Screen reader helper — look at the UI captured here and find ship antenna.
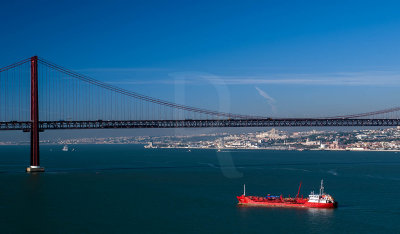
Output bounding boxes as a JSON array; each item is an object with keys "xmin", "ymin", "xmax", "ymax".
[
  {"xmin": 244, "ymin": 184, "xmax": 246, "ymax": 196},
  {"xmin": 320, "ymin": 179, "xmax": 324, "ymax": 195}
]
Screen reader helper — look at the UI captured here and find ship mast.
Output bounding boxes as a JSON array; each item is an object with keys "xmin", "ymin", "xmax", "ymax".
[
  {"xmin": 244, "ymin": 184, "xmax": 246, "ymax": 196},
  {"xmin": 319, "ymin": 179, "xmax": 324, "ymax": 195}
]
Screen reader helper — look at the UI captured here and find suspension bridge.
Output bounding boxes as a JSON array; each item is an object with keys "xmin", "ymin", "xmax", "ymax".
[{"xmin": 1, "ymin": 56, "xmax": 400, "ymax": 172}]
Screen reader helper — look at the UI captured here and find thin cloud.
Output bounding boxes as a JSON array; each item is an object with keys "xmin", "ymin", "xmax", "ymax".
[
  {"xmin": 102, "ymin": 70, "xmax": 400, "ymax": 86},
  {"xmin": 78, "ymin": 67, "xmax": 170, "ymax": 72},
  {"xmin": 106, "ymin": 80, "xmax": 186, "ymax": 85},
  {"xmin": 255, "ymin": 86, "xmax": 277, "ymax": 114},
  {"xmin": 190, "ymin": 71, "xmax": 400, "ymax": 86},
  {"xmin": 169, "ymin": 71, "xmax": 400, "ymax": 86}
]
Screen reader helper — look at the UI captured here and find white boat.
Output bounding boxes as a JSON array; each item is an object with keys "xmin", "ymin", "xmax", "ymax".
[{"xmin": 62, "ymin": 145, "xmax": 69, "ymax": 152}]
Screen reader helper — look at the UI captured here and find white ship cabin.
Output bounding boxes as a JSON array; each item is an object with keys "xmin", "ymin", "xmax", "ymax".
[{"xmin": 308, "ymin": 180, "xmax": 335, "ymax": 204}]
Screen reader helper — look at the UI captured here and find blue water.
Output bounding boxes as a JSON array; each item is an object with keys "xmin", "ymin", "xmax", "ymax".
[{"xmin": 0, "ymin": 145, "xmax": 399, "ymax": 233}]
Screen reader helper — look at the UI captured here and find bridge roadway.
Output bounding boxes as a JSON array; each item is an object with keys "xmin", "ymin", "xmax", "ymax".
[{"xmin": 1, "ymin": 119, "xmax": 400, "ymax": 131}]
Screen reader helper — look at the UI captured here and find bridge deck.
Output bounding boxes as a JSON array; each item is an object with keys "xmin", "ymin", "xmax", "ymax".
[{"xmin": 1, "ymin": 119, "xmax": 400, "ymax": 131}]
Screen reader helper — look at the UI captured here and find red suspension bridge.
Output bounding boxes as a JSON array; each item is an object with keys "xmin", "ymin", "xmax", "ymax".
[{"xmin": 1, "ymin": 56, "xmax": 400, "ymax": 172}]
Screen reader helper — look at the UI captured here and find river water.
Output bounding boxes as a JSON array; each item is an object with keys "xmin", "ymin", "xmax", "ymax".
[{"xmin": 0, "ymin": 145, "xmax": 399, "ymax": 233}]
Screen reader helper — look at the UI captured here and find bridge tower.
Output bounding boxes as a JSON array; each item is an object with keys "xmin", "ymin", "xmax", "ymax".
[{"xmin": 26, "ymin": 56, "xmax": 44, "ymax": 172}]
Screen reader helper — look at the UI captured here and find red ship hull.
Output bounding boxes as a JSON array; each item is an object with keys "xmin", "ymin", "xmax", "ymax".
[{"xmin": 237, "ymin": 195, "xmax": 337, "ymax": 209}]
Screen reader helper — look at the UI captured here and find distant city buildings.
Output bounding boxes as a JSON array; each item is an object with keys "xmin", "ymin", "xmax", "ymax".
[
  {"xmin": 140, "ymin": 127, "xmax": 400, "ymax": 151},
  {"xmin": 3, "ymin": 127, "xmax": 400, "ymax": 151}
]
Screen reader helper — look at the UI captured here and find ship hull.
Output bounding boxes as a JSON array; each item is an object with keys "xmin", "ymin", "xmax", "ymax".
[{"xmin": 237, "ymin": 195, "xmax": 337, "ymax": 209}]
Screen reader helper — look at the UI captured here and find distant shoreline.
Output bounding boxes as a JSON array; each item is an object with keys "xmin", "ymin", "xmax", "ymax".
[
  {"xmin": 152, "ymin": 146, "xmax": 400, "ymax": 152},
  {"xmin": 1, "ymin": 143, "xmax": 399, "ymax": 152}
]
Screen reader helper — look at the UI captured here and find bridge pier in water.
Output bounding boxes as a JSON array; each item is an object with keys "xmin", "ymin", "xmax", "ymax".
[{"xmin": 26, "ymin": 56, "xmax": 44, "ymax": 173}]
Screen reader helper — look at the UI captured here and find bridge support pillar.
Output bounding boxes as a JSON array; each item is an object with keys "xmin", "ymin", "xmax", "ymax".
[{"xmin": 26, "ymin": 56, "xmax": 44, "ymax": 173}]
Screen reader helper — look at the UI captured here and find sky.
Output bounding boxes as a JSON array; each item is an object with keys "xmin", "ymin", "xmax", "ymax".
[{"xmin": 2, "ymin": 0, "xmax": 400, "ymax": 118}]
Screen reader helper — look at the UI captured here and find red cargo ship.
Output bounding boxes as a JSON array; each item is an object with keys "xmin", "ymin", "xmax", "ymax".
[{"xmin": 237, "ymin": 180, "xmax": 338, "ymax": 209}]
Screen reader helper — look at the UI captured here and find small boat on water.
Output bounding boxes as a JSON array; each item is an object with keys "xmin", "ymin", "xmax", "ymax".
[
  {"xmin": 237, "ymin": 180, "xmax": 338, "ymax": 209},
  {"xmin": 62, "ymin": 145, "xmax": 69, "ymax": 152}
]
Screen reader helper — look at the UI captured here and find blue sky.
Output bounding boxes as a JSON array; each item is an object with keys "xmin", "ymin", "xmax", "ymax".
[{"xmin": 2, "ymin": 0, "xmax": 400, "ymax": 118}]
